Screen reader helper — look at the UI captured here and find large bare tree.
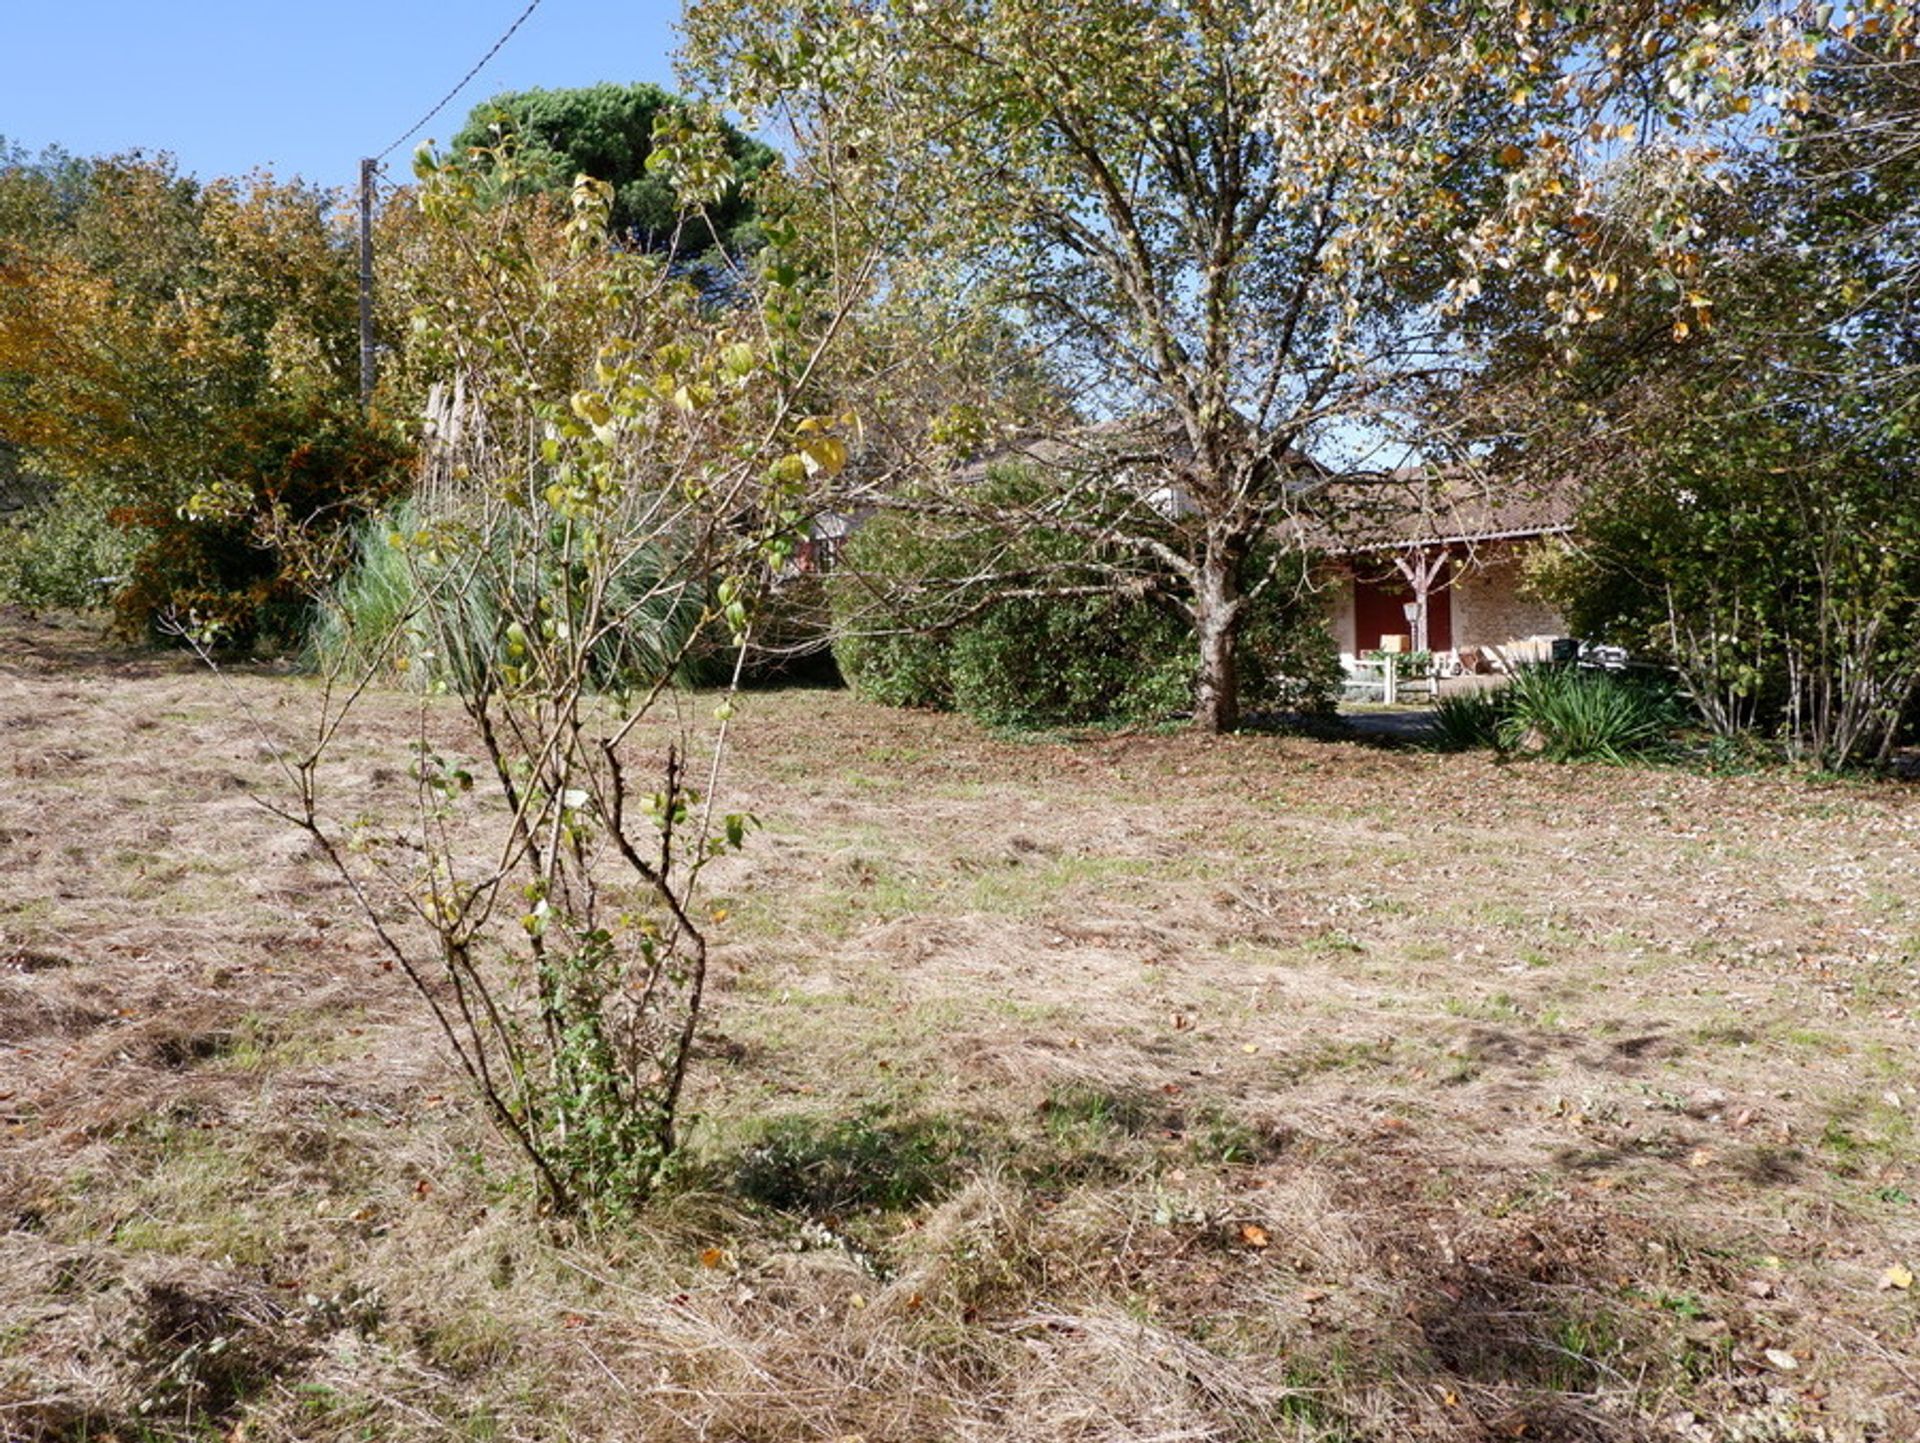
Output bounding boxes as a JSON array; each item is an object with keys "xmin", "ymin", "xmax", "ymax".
[{"xmin": 686, "ymin": 0, "xmax": 1528, "ymax": 730}]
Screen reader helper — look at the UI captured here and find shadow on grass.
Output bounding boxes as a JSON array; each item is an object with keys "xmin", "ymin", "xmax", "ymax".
[
  {"xmin": 721, "ymin": 1105, "xmax": 971, "ymax": 1217},
  {"xmin": 701, "ymin": 1082, "xmax": 1297, "ymax": 1224}
]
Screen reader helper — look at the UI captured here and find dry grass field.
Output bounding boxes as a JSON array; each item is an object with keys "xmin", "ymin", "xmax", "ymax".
[{"xmin": 3, "ymin": 609, "xmax": 1918, "ymax": 1442}]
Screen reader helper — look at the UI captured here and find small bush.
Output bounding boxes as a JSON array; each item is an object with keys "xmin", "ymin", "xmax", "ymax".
[
  {"xmin": 310, "ymin": 499, "xmax": 708, "ymax": 690},
  {"xmin": 831, "ymin": 623, "xmax": 953, "ymax": 709},
  {"xmin": 948, "ymin": 593, "xmax": 1193, "ymax": 729},
  {"xmin": 729, "ymin": 1106, "xmax": 967, "ymax": 1216},
  {"xmin": 1498, "ymin": 664, "xmax": 1682, "ymax": 763},
  {"xmin": 831, "ymin": 474, "xmax": 1340, "ymax": 729},
  {"xmin": 0, "ymin": 485, "xmax": 135, "ymax": 610},
  {"xmin": 1237, "ymin": 565, "xmax": 1346, "ymax": 717},
  {"xmin": 112, "ymin": 400, "xmax": 411, "ymax": 649},
  {"xmin": 1429, "ymin": 689, "xmax": 1510, "ymax": 752}
]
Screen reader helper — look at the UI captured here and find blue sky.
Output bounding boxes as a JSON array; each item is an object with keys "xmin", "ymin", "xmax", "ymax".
[{"xmin": 2, "ymin": 1, "xmax": 687, "ymax": 192}]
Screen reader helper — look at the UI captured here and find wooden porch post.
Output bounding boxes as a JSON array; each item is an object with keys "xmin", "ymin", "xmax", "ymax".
[{"xmin": 1391, "ymin": 548, "xmax": 1448, "ymax": 655}]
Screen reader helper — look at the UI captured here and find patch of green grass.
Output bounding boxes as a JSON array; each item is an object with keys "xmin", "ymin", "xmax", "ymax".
[
  {"xmin": 964, "ymin": 853, "xmax": 1162, "ymax": 916},
  {"xmin": 1547, "ymin": 1310, "xmax": 1629, "ymax": 1391},
  {"xmin": 102, "ymin": 1127, "xmax": 275, "ymax": 1265},
  {"xmin": 1657, "ymin": 1291, "xmax": 1710, "ymax": 1321},
  {"xmin": 1442, "ymin": 991, "xmax": 1526, "ymax": 1023},
  {"xmin": 1276, "ymin": 1037, "xmax": 1396, "ymax": 1080},
  {"xmin": 1302, "ymin": 928, "xmax": 1366, "ymax": 956},
  {"xmin": 721, "ymin": 1103, "xmax": 971, "ymax": 1217},
  {"xmin": 1478, "ymin": 901, "xmax": 1537, "ymax": 930},
  {"xmin": 1185, "ymin": 1103, "xmax": 1288, "ymax": 1168},
  {"xmin": 1692, "ymin": 1019, "xmax": 1759, "ymax": 1047}
]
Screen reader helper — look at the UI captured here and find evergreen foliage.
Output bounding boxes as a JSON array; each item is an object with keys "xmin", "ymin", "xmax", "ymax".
[{"xmin": 450, "ymin": 83, "xmax": 774, "ymax": 254}]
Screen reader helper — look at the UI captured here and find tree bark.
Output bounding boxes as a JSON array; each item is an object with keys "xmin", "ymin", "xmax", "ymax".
[{"xmin": 1192, "ymin": 549, "xmax": 1243, "ymax": 733}]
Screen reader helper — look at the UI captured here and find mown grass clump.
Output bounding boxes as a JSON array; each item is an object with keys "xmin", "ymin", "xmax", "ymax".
[{"xmin": 725, "ymin": 1104, "xmax": 971, "ymax": 1217}]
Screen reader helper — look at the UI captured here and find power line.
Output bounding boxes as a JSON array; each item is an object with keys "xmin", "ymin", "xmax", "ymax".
[{"xmin": 372, "ymin": 0, "xmax": 547, "ymax": 163}]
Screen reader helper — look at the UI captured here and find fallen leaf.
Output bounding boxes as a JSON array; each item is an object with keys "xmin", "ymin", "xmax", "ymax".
[
  {"xmin": 1879, "ymin": 1263, "xmax": 1913, "ymax": 1291},
  {"xmin": 1763, "ymin": 1348, "xmax": 1800, "ymax": 1371},
  {"xmin": 1240, "ymin": 1223, "xmax": 1270, "ymax": 1249},
  {"xmin": 699, "ymin": 1247, "xmax": 726, "ymax": 1269}
]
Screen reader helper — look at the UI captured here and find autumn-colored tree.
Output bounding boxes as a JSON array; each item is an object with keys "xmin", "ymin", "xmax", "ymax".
[
  {"xmin": 1493, "ymin": 30, "xmax": 1920, "ymax": 768},
  {"xmin": 0, "ymin": 149, "xmax": 404, "ymax": 638},
  {"xmin": 1256, "ymin": 0, "xmax": 1920, "ymax": 345}
]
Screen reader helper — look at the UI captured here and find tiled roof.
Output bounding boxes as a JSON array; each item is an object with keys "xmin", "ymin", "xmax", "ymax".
[
  {"xmin": 1294, "ymin": 472, "xmax": 1577, "ymax": 553},
  {"xmin": 951, "ymin": 413, "xmax": 1325, "ymax": 485}
]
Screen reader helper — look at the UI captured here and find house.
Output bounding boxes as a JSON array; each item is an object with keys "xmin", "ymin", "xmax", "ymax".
[
  {"xmin": 848, "ymin": 416, "xmax": 1571, "ymax": 682},
  {"xmin": 1297, "ymin": 472, "xmax": 1574, "ymax": 676}
]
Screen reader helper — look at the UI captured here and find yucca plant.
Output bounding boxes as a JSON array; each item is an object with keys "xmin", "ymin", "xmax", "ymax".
[
  {"xmin": 1497, "ymin": 664, "xmax": 1681, "ymax": 763},
  {"xmin": 309, "ymin": 500, "xmax": 708, "ymax": 691},
  {"xmin": 1428, "ymin": 688, "xmax": 1511, "ymax": 751}
]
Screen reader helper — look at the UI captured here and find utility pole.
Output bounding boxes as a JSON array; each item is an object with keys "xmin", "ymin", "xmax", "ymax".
[{"xmin": 358, "ymin": 158, "xmax": 377, "ymax": 409}]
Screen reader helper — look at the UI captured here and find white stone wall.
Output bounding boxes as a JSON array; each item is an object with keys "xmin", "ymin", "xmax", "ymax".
[
  {"xmin": 1327, "ymin": 574, "xmax": 1357, "ymax": 658},
  {"xmin": 1450, "ymin": 550, "xmax": 1564, "ymax": 652}
]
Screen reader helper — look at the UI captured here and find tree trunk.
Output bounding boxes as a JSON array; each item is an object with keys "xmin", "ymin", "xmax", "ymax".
[{"xmin": 1192, "ymin": 552, "xmax": 1243, "ymax": 733}]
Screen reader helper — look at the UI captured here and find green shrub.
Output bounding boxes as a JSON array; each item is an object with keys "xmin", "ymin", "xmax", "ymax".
[
  {"xmin": 0, "ymin": 485, "xmax": 135, "ymax": 610},
  {"xmin": 310, "ymin": 499, "xmax": 709, "ymax": 690},
  {"xmin": 947, "ymin": 592, "xmax": 1193, "ymax": 729},
  {"xmin": 1429, "ymin": 689, "xmax": 1510, "ymax": 752},
  {"xmin": 1497, "ymin": 665, "xmax": 1682, "ymax": 763},
  {"xmin": 830, "ymin": 473, "xmax": 1340, "ymax": 729},
  {"xmin": 829, "ymin": 624, "xmax": 952, "ymax": 709},
  {"xmin": 1236, "ymin": 557, "xmax": 1346, "ymax": 717}
]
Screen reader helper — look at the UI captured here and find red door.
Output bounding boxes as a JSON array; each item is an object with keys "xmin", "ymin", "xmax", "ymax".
[{"xmin": 1353, "ymin": 561, "xmax": 1452, "ymax": 653}]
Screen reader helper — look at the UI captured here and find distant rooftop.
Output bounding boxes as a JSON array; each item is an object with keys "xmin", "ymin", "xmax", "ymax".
[{"xmin": 1295, "ymin": 471, "xmax": 1577, "ymax": 554}]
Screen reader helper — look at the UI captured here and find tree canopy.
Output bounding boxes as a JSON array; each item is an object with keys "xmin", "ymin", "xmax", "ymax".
[
  {"xmin": 686, "ymin": 0, "xmax": 1918, "ymax": 734},
  {"xmin": 0, "ymin": 148, "xmax": 405, "ymax": 636},
  {"xmin": 449, "ymin": 82, "xmax": 775, "ymax": 254},
  {"xmin": 684, "ymin": 0, "xmax": 1598, "ymax": 729}
]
